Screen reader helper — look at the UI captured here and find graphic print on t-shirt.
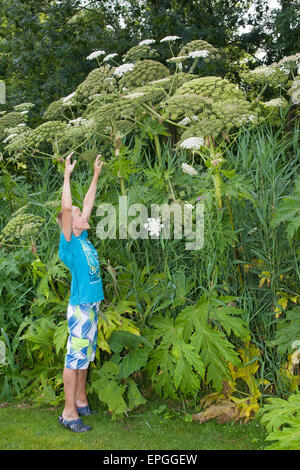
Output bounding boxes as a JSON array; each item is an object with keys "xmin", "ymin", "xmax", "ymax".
[{"xmin": 79, "ymin": 238, "xmax": 101, "ymax": 284}]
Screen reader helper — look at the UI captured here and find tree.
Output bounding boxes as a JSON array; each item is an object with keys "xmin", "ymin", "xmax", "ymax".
[{"xmin": 0, "ymin": 0, "xmax": 130, "ymax": 111}]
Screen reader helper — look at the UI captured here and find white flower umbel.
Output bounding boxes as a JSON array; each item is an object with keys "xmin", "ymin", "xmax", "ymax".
[
  {"xmin": 86, "ymin": 50, "xmax": 106, "ymax": 60},
  {"xmin": 103, "ymin": 53, "xmax": 118, "ymax": 62},
  {"xmin": 68, "ymin": 117, "xmax": 88, "ymax": 126},
  {"xmin": 138, "ymin": 39, "xmax": 156, "ymax": 45},
  {"xmin": 181, "ymin": 162, "xmax": 198, "ymax": 176},
  {"xmin": 113, "ymin": 63, "xmax": 135, "ymax": 77},
  {"xmin": 291, "ymin": 89, "xmax": 300, "ymax": 105},
  {"xmin": 17, "ymin": 123, "xmax": 27, "ymax": 127},
  {"xmin": 160, "ymin": 35, "xmax": 181, "ymax": 43},
  {"xmin": 3, "ymin": 133, "xmax": 18, "ymax": 143},
  {"xmin": 188, "ymin": 50, "xmax": 209, "ymax": 59},
  {"xmin": 178, "ymin": 115, "xmax": 199, "ymax": 126},
  {"xmin": 180, "ymin": 137, "xmax": 204, "ymax": 150},
  {"xmin": 62, "ymin": 92, "xmax": 76, "ymax": 103},
  {"xmin": 264, "ymin": 98, "xmax": 287, "ymax": 107},
  {"xmin": 143, "ymin": 217, "xmax": 164, "ymax": 237}
]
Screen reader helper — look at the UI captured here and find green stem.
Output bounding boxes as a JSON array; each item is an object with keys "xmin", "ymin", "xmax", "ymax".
[
  {"xmin": 213, "ymin": 168, "xmax": 222, "ymax": 209},
  {"xmin": 154, "ymin": 134, "xmax": 161, "ymax": 166},
  {"xmin": 167, "ymin": 176, "xmax": 176, "ymax": 202},
  {"xmin": 188, "ymin": 57, "xmax": 199, "ymax": 74}
]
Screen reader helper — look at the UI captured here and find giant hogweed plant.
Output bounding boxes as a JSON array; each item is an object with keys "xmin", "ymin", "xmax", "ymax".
[{"xmin": 0, "ymin": 37, "xmax": 299, "ymax": 416}]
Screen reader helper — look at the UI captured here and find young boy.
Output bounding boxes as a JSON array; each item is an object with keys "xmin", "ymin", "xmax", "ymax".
[{"xmin": 57, "ymin": 151, "xmax": 104, "ymax": 432}]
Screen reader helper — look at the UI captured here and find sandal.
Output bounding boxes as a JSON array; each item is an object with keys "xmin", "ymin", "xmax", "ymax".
[
  {"xmin": 58, "ymin": 415, "xmax": 92, "ymax": 432},
  {"xmin": 76, "ymin": 405, "xmax": 98, "ymax": 416}
]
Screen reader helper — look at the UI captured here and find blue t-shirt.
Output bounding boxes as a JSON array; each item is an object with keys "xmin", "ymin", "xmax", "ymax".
[{"xmin": 58, "ymin": 230, "xmax": 104, "ymax": 305}]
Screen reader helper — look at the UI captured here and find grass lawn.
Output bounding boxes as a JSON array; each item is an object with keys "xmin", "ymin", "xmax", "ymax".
[{"xmin": 0, "ymin": 397, "xmax": 267, "ymax": 451}]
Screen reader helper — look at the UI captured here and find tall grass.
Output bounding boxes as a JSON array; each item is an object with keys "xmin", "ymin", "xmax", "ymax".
[{"xmin": 224, "ymin": 121, "xmax": 300, "ymax": 395}]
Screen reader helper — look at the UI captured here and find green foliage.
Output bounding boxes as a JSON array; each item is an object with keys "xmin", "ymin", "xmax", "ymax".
[
  {"xmin": 267, "ymin": 306, "xmax": 300, "ymax": 355},
  {"xmin": 89, "ymin": 329, "xmax": 152, "ymax": 419},
  {"xmin": 270, "ymin": 173, "xmax": 300, "ymax": 242},
  {"xmin": 143, "ymin": 293, "xmax": 250, "ymax": 399},
  {"xmin": 108, "ymin": 330, "xmax": 153, "ymax": 379},
  {"xmin": 0, "ymin": 18, "xmax": 299, "ymax": 432},
  {"xmin": 258, "ymin": 392, "xmax": 300, "ymax": 450}
]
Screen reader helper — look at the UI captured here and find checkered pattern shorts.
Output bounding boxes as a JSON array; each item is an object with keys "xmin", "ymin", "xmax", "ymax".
[{"xmin": 65, "ymin": 301, "xmax": 101, "ymax": 370}]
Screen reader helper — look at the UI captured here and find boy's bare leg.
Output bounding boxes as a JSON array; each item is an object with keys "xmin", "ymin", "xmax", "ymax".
[
  {"xmin": 62, "ymin": 367, "xmax": 79, "ymax": 420},
  {"xmin": 75, "ymin": 369, "xmax": 89, "ymax": 407}
]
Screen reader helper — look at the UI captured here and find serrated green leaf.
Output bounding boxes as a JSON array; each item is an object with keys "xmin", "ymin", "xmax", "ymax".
[{"xmin": 127, "ymin": 378, "xmax": 146, "ymax": 410}]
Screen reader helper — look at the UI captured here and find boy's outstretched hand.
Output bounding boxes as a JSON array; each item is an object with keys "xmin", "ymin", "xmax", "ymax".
[
  {"xmin": 64, "ymin": 151, "xmax": 77, "ymax": 176},
  {"xmin": 94, "ymin": 154, "xmax": 105, "ymax": 177}
]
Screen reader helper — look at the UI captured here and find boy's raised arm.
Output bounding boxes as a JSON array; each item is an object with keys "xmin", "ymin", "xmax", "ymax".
[
  {"xmin": 81, "ymin": 155, "xmax": 104, "ymax": 222},
  {"xmin": 62, "ymin": 151, "xmax": 77, "ymax": 242}
]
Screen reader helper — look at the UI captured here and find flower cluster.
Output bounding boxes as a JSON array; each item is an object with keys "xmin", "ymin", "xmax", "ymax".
[
  {"xmin": 143, "ymin": 217, "xmax": 164, "ymax": 236},
  {"xmin": 275, "ymin": 53, "xmax": 300, "ymax": 72},
  {"xmin": 74, "ymin": 65, "xmax": 116, "ymax": 102},
  {"xmin": 159, "ymin": 93, "xmax": 212, "ymax": 121},
  {"xmin": 0, "ymin": 111, "xmax": 28, "ymax": 141},
  {"xmin": 181, "ymin": 162, "xmax": 198, "ymax": 175},
  {"xmin": 179, "ymin": 39, "xmax": 219, "ymax": 60},
  {"xmin": 86, "ymin": 50, "xmax": 106, "ymax": 61},
  {"xmin": 3, "ymin": 130, "xmax": 32, "ymax": 153},
  {"xmin": 176, "ymin": 76, "xmax": 245, "ymax": 101},
  {"xmin": 240, "ymin": 65, "xmax": 289, "ymax": 87},
  {"xmin": 26, "ymin": 121, "xmax": 68, "ymax": 149},
  {"xmin": 122, "ymin": 44, "xmax": 159, "ymax": 63},
  {"xmin": 138, "ymin": 39, "xmax": 156, "ymax": 46},
  {"xmin": 160, "ymin": 36, "xmax": 181, "ymax": 43},
  {"xmin": 42, "ymin": 97, "xmax": 78, "ymax": 121},
  {"xmin": 67, "ymin": 117, "xmax": 89, "ymax": 126},
  {"xmin": 287, "ymin": 76, "xmax": 300, "ymax": 105},
  {"xmin": 178, "ymin": 115, "xmax": 199, "ymax": 126},
  {"xmin": 0, "ymin": 213, "xmax": 45, "ymax": 244},
  {"xmin": 62, "ymin": 92, "xmax": 76, "ymax": 104},
  {"xmin": 103, "ymin": 53, "xmax": 118, "ymax": 63},
  {"xmin": 84, "ymin": 99, "xmax": 144, "ymax": 131},
  {"xmin": 56, "ymin": 124, "xmax": 91, "ymax": 153},
  {"xmin": 188, "ymin": 50, "xmax": 209, "ymax": 59},
  {"xmin": 122, "ymin": 85, "xmax": 165, "ymax": 104},
  {"xmin": 180, "ymin": 137, "xmax": 204, "ymax": 150},
  {"xmin": 13, "ymin": 102, "xmax": 35, "ymax": 112},
  {"xmin": 113, "ymin": 63, "xmax": 135, "ymax": 78},
  {"xmin": 118, "ymin": 60, "xmax": 170, "ymax": 90},
  {"xmin": 263, "ymin": 98, "xmax": 288, "ymax": 108}
]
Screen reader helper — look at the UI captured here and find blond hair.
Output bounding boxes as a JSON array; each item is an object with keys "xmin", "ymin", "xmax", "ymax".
[{"xmin": 56, "ymin": 206, "xmax": 80, "ymax": 229}]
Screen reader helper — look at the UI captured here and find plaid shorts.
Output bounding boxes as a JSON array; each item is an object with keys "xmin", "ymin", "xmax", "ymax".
[{"xmin": 65, "ymin": 301, "xmax": 101, "ymax": 370}]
